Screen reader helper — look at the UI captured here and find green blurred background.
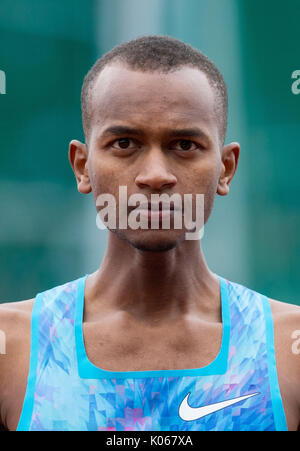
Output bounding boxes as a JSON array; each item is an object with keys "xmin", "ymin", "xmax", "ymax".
[{"xmin": 0, "ymin": 0, "xmax": 299, "ymax": 304}]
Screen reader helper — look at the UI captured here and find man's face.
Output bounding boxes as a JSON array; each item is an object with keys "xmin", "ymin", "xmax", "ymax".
[{"xmin": 75, "ymin": 63, "xmax": 237, "ymax": 252}]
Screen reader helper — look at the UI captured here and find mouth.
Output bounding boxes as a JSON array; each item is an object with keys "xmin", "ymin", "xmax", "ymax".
[
  {"xmin": 128, "ymin": 201, "xmax": 182, "ymax": 228},
  {"xmin": 133, "ymin": 201, "xmax": 176, "ymax": 212}
]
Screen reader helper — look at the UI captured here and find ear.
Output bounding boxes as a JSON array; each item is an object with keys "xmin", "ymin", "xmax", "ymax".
[
  {"xmin": 217, "ymin": 142, "xmax": 240, "ymax": 196},
  {"xmin": 68, "ymin": 139, "xmax": 92, "ymax": 194}
]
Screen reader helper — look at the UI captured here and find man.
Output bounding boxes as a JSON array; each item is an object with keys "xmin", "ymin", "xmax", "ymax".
[{"xmin": 0, "ymin": 35, "xmax": 299, "ymax": 431}]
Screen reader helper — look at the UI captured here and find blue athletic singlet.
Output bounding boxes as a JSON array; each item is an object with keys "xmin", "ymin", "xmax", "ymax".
[{"xmin": 17, "ymin": 275, "xmax": 288, "ymax": 431}]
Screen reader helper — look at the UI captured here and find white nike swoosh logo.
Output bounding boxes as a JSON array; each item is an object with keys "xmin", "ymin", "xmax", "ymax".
[{"xmin": 179, "ymin": 392, "xmax": 260, "ymax": 421}]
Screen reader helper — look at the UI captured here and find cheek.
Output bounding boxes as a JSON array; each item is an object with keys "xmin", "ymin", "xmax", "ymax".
[
  {"xmin": 88, "ymin": 155, "xmax": 122, "ymax": 200},
  {"xmin": 185, "ymin": 156, "xmax": 220, "ymax": 194},
  {"xmin": 184, "ymin": 157, "xmax": 220, "ymax": 221},
  {"xmin": 203, "ymin": 166, "xmax": 221, "ymax": 222}
]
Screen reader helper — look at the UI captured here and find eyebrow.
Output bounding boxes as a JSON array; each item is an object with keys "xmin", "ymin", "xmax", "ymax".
[
  {"xmin": 168, "ymin": 128, "xmax": 209, "ymax": 140},
  {"xmin": 100, "ymin": 125, "xmax": 209, "ymax": 141},
  {"xmin": 101, "ymin": 126, "xmax": 145, "ymax": 137}
]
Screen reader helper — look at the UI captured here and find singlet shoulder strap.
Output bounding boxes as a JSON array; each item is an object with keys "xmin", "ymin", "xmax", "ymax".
[
  {"xmin": 17, "ymin": 290, "xmax": 43, "ymax": 431},
  {"xmin": 226, "ymin": 278, "xmax": 288, "ymax": 431},
  {"xmin": 261, "ymin": 294, "xmax": 288, "ymax": 431},
  {"xmin": 17, "ymin": 276, "xmax": 85, "ymax": 431}
]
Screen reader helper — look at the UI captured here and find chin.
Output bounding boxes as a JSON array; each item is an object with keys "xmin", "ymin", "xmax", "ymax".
[
  {"xmin": 130, "ymin": 240, "xmax": 178, "ymax": 253},
  {"xmin": 115, "ymin": 229, "xmax": 185, "ymax": 253}
]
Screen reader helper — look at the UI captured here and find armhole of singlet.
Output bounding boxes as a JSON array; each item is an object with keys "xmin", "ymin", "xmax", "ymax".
[
  {"xmin": 16, "ymin": 293, "xmax": 43, "ymax": 431},
  {"xmin": 261, "ymin": 294, "xmax": 288, "ymax": 431}
]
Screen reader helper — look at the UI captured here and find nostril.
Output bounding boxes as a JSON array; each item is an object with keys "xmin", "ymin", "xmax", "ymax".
[{"xmin": 135, "ymin": 173, "xmax": 177, "ymax": 191}]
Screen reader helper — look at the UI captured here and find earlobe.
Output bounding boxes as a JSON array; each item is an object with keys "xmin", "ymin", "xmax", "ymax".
[
  {"xmin": 68, "ymin": 139, "xmax": 92, "ymax": 194},
  {"xmin": 78, "ymin": 174, "xmax": 92, "ymax": 195},
  {"xmin": 217, "ymin": 175, "xmax": 230, "ymax": 196}
]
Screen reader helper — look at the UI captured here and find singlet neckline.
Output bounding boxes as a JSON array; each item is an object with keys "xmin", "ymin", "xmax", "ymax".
[{"xmin": 75, "ymin": 274, "xmax": 231, "ymax": 379}]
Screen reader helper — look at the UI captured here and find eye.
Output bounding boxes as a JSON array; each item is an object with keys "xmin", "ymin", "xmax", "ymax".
[
  {"xmin": 172, "ymin": 140, "xmax": 200, "ymax": 152},
  {"xmin": 111, "ymin": 138, "xmax": 137, "ymax": 150}
]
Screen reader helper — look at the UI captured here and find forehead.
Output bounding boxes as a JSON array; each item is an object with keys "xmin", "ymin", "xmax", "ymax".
[{"xmin": 89, "ymin": 63, "xmax": 218, "ymax": 136}]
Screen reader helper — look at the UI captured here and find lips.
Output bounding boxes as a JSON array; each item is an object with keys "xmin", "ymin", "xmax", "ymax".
[
  {"xmin": 131, "ymin": 201, "xmax": 178, "ymax": 212},
  {"xmin": 127, "ymin": 201, "xmax": 182, "ymax": 229},
  {"xmin": 131, "ymin": 202, "xmax": 176, "ymax": 223}
]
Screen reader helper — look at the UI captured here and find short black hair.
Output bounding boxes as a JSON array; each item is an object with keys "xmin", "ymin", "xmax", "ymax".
[{"xmin": 81, "ymin": 35, "xmax": 228, "ymax": 144}]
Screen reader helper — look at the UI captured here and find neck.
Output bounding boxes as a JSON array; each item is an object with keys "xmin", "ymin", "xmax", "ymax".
[{"xmin": 86, "ymin": 233, "xmax": 221, "ymax": 323}]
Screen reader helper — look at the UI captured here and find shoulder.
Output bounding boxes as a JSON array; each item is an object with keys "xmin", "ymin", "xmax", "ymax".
[
  {"xmin": 268, "ymin": 297, "xmax": 300, "ymax": 378},
  {"xmin": 0, "ymin": 298, "xmax": 35, "ymax": 331},
  {"xmin": 269, "ymin": 297, "xmax": 300, "ymax": 341},
  {"xmin": 0, "ymin": 299, "xmax": 35, "ymax": 429},
  {"xmin": 269, "ymin": 296, "xmax": 300, "ymax": 315},
  {"xmin": 268, "ymin": 297, "xmax": 300, "ymax": 428},
  {"xmin": 0, "ymin": 298, "xmax": 35, "ymax": 313},
  {"xmin": 0, "ymin": 298, "xmax": 35, "ymax": 355},
  {"xmin": 0, "ymin": 299, "xmax": 34, "ymax": 374},
  {"xmin": 0, "ymin": 276, "xmax": 80, "ymax": 361}
]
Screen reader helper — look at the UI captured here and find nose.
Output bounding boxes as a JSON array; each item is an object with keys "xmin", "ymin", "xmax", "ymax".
[{"xmin": 135, "ymin": 148, "xmax": 177, "ymax": 191}]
